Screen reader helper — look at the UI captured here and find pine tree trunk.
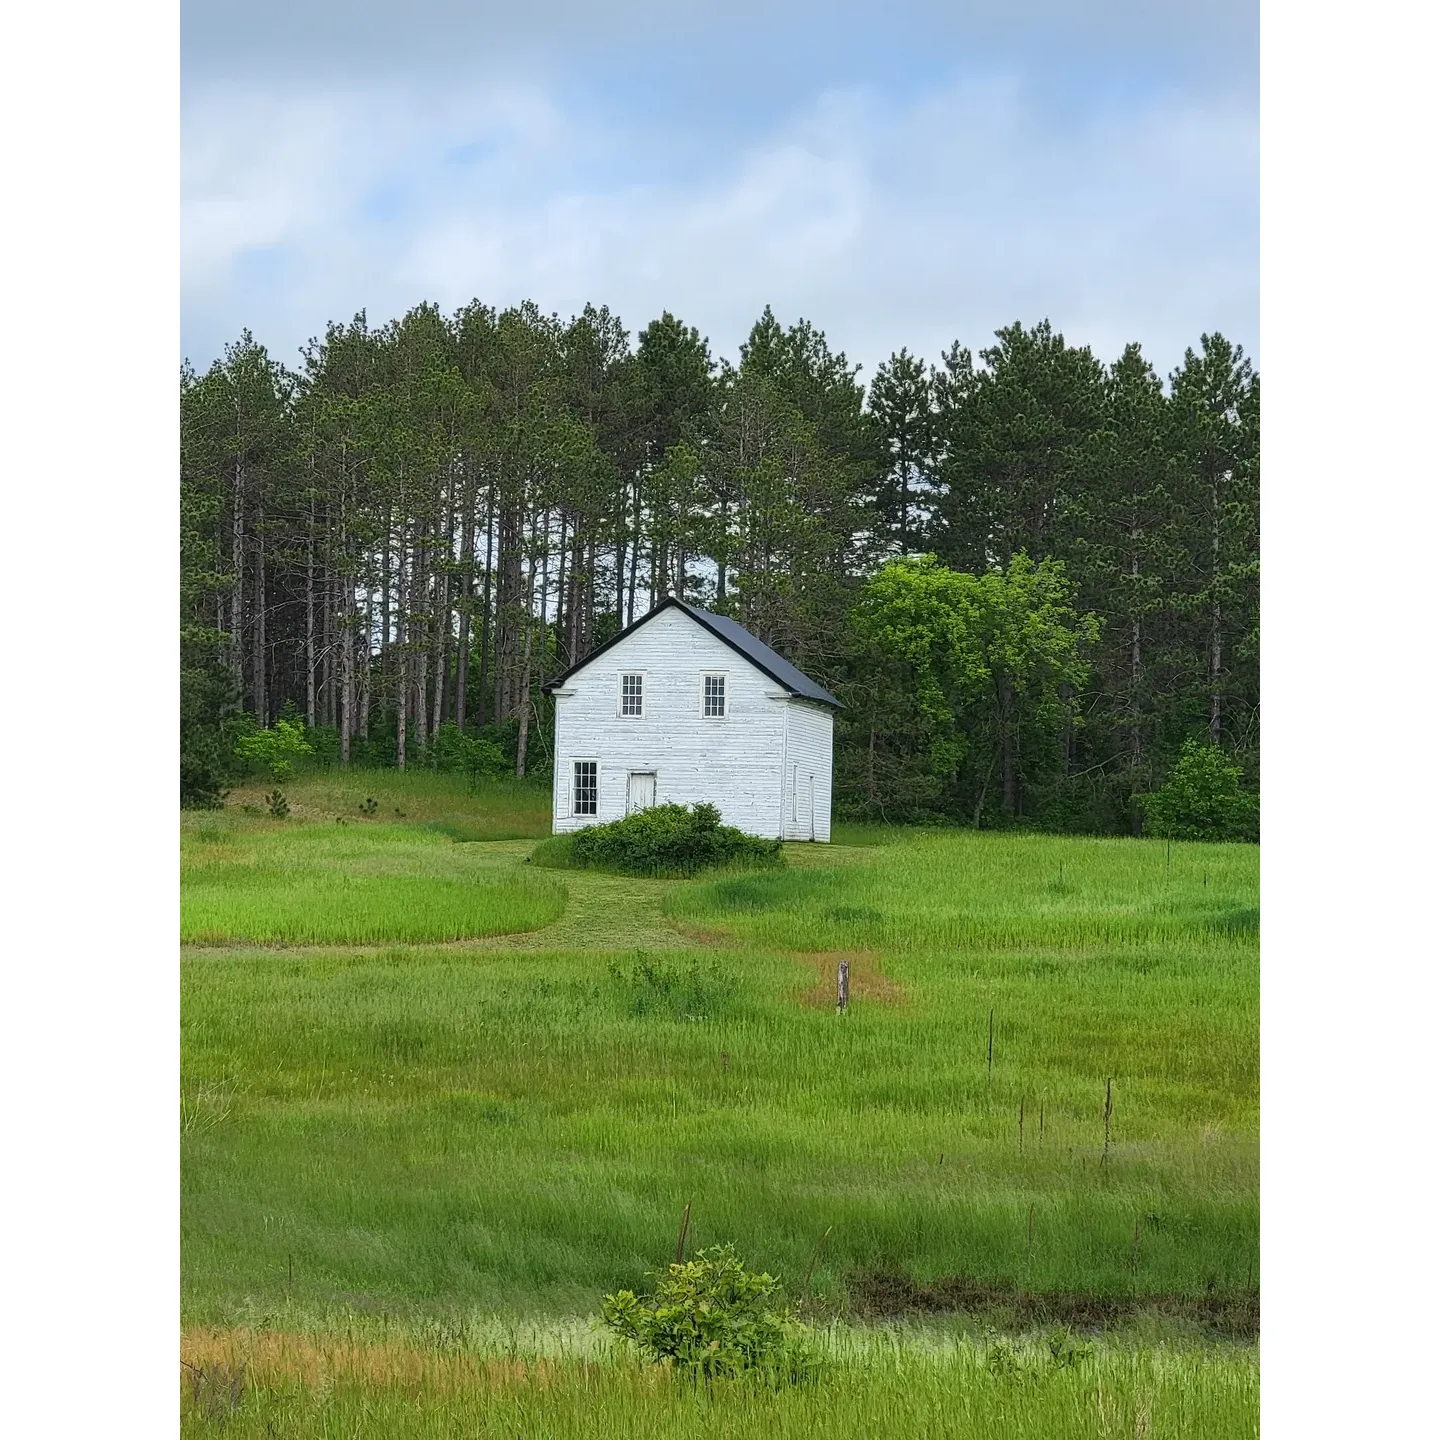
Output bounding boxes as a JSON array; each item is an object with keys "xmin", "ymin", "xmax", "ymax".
[
  {"xmin": 584, "ymin": 540, "xmax": 596, "ymax": 653},
  {"xmin": 231, "ymin": 458, "xmax": 245, "ymax": 705},
  {"xmin": 340, "ymin": 462, "xmax": 354, "ymax": 765},
  {"xmin": 625, "ymin": 476, "xmax": 641, "ymax": 622},
  {"xmin": 553, "ymin": 515, "xmax": 569, "ymax": 667},
  {"xmin": 477, "ymin": 482, "xmax": 494, "ymax": 728},
  {"xmin": 1210, "ymin": 477, "xmax": 1223, "ymax": 745},
  {"xmin": 322, "ymin": 569, "xmax": 335, "ymax": 728},
  {"xmin": 252, "ymin": 513, "xmax": 267, "ymax": 725},
  {"xmin": 455, "ymin": 479, "xmax": 476, "ymax": 730},
  {"xmin": 515, "ymin": 619, "xmax": 533, "ymax": 779},
  {"xmin": 430, "ymin": 568, "xmax": 448, "ymax": 738},
  {"xmin": 1128, "ymin": 526, "xmax": 1143, "ymax": 771},
  {"xmin": 614, "ymin": 535, "xmax": 626, "ymax": 629},
  {"xmin": 341, "ymin": 579, "xmax": 355, "ymax": 766},
  {"xmin": 381, "ymin": 516, "xmax": 391, "ymax": 653},
  {"xmin": 359, "ymin": 587, "xmax": 372, "ymax": 743},
  {"xmin": 305, "ymin": 501, "xmax": 317, "ymax": 728},
  {"xmin": 396, "ymin": 539, "xmax": 409, "ymax": 771}
]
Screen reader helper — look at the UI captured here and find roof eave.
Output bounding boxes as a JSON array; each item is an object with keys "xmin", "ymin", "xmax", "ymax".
[{"xmin": 537, "ymin": 595, "xmax": 843, "ymax": 708}]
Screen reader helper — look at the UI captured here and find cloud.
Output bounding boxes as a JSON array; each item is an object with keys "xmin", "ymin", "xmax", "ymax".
[
  {"xmin": 183, "ymin": 1, "xmax": 1256, "ymax": 92},
  {"xmin": 182, "ymin": 64, "xmax": 1256, "ymax": 379}
]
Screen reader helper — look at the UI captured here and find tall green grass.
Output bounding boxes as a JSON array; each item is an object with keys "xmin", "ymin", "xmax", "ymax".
[
  {"xmin": 181, "ymin": 1324, "xmax": 1258, "ymax": 1439},
  {"xmin": 667, "ymin": 831, "xmax": 1257, "ymax": 954},
  {"xmin": 181, "ymin": 821, "xmax": 565, "ymax": 945},
  {"xmin": 182, "ymin": 797, "xmax": 1256, "ymax": 1399}
]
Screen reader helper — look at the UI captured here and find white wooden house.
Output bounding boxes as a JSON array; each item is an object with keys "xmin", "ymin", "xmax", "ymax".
[{"xmin": 541, "ymin": 598, "xmax": 841, "ymax": 841}]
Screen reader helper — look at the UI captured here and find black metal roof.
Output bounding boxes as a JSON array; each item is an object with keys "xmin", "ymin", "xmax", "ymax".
[{"xmin": 540, "ymin": 597, "xmax": 843, "ymax": 708}]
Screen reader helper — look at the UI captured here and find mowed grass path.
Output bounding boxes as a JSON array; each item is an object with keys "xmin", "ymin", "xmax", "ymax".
[{"xmin": 183, "ymin": 773, "xmax": 1257, "ymax": 1338}]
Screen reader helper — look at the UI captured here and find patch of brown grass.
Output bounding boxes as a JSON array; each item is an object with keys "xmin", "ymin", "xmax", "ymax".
[
  {"xmin": 180, "ymin": 1329, "xmax": 564, "ymax": 1396},
  {"xmin": 673, "ymin": 925, "xmax": 734, "ymax": 947},
  {"xmin": 796, "ymin": 950, "xmax": 905, "ymax": 1009}
]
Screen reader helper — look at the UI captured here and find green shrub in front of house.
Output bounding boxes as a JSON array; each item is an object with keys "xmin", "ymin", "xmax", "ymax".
[{"xmin": 541, "ymin": 802, "xmax": 784, "ymax": 877}]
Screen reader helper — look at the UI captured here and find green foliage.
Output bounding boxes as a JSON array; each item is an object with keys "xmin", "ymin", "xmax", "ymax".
[
  {"xmin": 605, "ymin": 955, "xmax": 740, "ymax": 1021},
  {"xmin": 1139, "ymin": 739, "xmax": 1259, "ymax": 843},
  {"xmin": 265, "ymin": 789, "xmax": 290, "ymax": 820},
  {"xmin": 846, "ymin": 553, "xmax": 1097, "ymax": 824},
  {"xmin": 602, "ymin": 1245, "xmax": 815, "ymax": 1382},
  {"xmin": 419, "ymin": 722, "xmax": 509, "ymax": 782},
  {"xmin": 304, "ymin": 725, "xmax": 341, "ymax": 767},
  {"xmin": 982, "ymin": 1328, "xmax": 1096, "ymax": 1386},
  {"xmin": 180, "ymin": 621, "xmax": 241, "ymax": 808},
  {"xmin": 181, "ymin": 305, "xmax": 1257, "ymax": 841},
  {"xmin": 181, "ymin": 657, "xmax": 237, "ymax": 808},
  {"xmin": 570, "ymin": 803, "xmax": 784, "ymax": 877},
  {"xmin": 234, "ymin": 717, "xmax": 315, "ymax": 779}
]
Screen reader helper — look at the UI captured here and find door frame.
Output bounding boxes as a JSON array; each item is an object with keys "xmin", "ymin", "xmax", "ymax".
[{"xmin": 626, "ymin": 770, "xmax": 658, "ymax": 815}]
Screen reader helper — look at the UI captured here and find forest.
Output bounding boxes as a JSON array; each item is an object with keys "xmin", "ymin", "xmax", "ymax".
[{"xmin": 180, "ymin": 300, "xmax": 1258, "ymax": 836}]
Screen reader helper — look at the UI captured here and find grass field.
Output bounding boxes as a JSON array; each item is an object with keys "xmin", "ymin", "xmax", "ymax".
[
  {"xmin": 181, "ymin": 769, "xmax": 1258, "ymax": 1436},
  {"xmin": 181, "ymin": 1320, "xmax": 1258, "ymax": 1438}
]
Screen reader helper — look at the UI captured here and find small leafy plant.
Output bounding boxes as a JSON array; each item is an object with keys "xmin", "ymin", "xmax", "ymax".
[
  {"xmin": 982, "ymin": 1326, "xmax": 1094, "ymax": 1385},
  {"xmin": 234, "ymin": 717, "xmax": 314, "ymax": 780},
  {"xmin": 1044, "ymin": 1324, "xmax": 1094, "ymax": 1369},
  {"xmin": 359, "ymin": 796, "xmax": 378, "ymax": 817},
  {"xmin": 265, "ymin": 789, "xmax": 290, "ymax": 820},
  {"xmin": 602, "ymin": 1244, "xmax": 816, "ymax": 1383},
  {"xmin": 570, "ymin": 803, "xmax": 783, "ymax": 877}
]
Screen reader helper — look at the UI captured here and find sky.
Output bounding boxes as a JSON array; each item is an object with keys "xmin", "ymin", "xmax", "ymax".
[{"xmin": 181, "ymin": 1, "xmax": 1258, "ymax": 382}]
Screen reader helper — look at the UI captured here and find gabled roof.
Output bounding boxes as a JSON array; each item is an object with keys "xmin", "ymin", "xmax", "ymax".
[{"xmin": 540, "ymin": 597, "xmax": 843, "ymax": 708}]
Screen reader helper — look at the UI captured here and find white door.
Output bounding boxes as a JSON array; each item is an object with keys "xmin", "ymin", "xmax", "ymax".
[{"xmin": 627, "ymin": 772, "xmax": 657, "ymax": 813}]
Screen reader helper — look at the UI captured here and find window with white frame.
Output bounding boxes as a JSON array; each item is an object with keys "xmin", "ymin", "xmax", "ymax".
[
  {"xmin": 703, "ymin": 673, "xmax": 726, "ymax": 717},
  {"xmin": 573, "ymin": 761, "xmax": 598, "ymax": 815},
  {"xmin": 620, "ymin": 673, "xmax": 643, "ymax": 716}
]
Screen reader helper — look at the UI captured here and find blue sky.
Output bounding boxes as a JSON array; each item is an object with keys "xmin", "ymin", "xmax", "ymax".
[{"xmin": 181, "ymin": 1, "xmax": 1258, "ymax": 380}]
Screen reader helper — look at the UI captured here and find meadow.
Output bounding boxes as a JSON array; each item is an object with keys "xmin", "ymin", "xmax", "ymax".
[{"xmin": 181, "ymin": 770, "xmax": 1258, "ymax": 1436}]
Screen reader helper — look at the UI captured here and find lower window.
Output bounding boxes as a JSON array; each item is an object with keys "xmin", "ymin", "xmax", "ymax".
[{"xmin": 573, "ymin": 760, "xmax": 598, "ymax": 816}]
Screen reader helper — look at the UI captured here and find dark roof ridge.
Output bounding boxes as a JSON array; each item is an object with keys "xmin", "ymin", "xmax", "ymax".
[{"xmin": 539, "ymin": 596, "xmax": 842, "ymax": 708}]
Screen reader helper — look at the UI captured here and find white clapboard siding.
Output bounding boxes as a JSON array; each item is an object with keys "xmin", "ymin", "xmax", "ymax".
[
  {"xmin": 780, "ymin": 700, "xmax": 834, "ymax": 842},
  {"xmin": 551, "ymin": 607, "xmax": 794, "ymax": 837}
]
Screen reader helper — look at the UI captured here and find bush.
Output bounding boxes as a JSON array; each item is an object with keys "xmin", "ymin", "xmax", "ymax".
[
  {"xmin": 601, "ymin": 1244, "xmax": 815, "ymax": 1383},
  {"xmin": 419, "ymin": 722, "xmax": 509, "ymax": 783},
  {"xmin": 1139, "ymin": 739, "xmax": 1259, "ymax": 843},
  {"xmin": 569, "ymin": 803, "xmax": 783, "ymax": 877},
  {"xmin": 180, "ymin": 641, "xmax": 240, "ymax": 808},
  {"xmin": 234, "ymin": 717, "xmax": 314, "ymax": 780}
]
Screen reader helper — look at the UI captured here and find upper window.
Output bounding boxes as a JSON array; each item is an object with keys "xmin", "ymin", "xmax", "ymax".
[
  {"xmin": 573, "ymin": 760, "xmax": 598, "ymax": 815},
  {"xmin": 703, "ymin": 674, "xmax": 727, "ymax": 717},
  {"xmin": 620, "ymin": 673, "xmax": 644, "ymax": 717}
]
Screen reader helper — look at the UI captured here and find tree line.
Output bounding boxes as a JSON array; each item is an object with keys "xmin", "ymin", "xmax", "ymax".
[{"xmin": 181, "ymin": 299, "xmax": 1258, "ymax": 834}]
